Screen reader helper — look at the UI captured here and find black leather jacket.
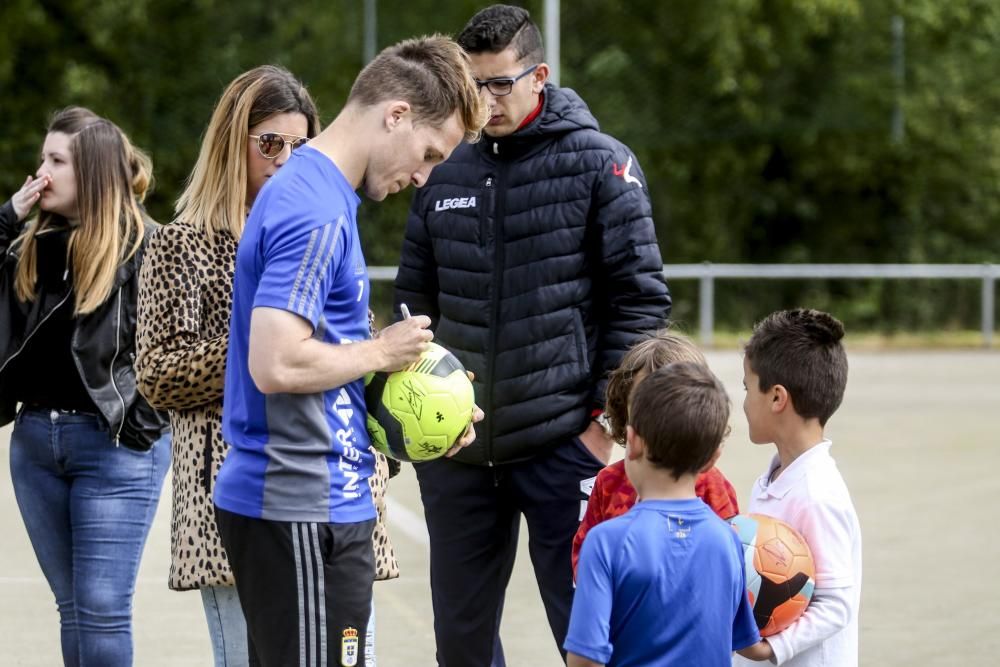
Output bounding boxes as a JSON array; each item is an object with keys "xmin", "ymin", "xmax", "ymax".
[{"xmin": 0, "ymin": 199, "xmax": 167, "ymax": 450}]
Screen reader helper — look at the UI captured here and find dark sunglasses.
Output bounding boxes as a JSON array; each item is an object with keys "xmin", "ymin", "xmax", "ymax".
[
  {"xmin": 249, "ymin": 132, "xmax": 309, "ymax": 159},
  {"xmin": 474, "ymin": 64, "xmax": 538, "ymax": 97}
]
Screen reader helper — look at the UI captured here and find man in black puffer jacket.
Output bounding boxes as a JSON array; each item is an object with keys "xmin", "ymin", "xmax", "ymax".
[{"xmin": 394, "ymin": 5, "xmax": 671, "ymax": 666}]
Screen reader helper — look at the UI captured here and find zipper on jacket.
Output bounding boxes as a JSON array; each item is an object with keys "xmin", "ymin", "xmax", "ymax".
[
  {"xmin": 70, "ymin": 286, "xmax": 128, "ymax": 444},
  {"xmin": 479, "ymin": 177, "xmax": 494, "ymax": 249},
  {"xmin": 109, "ymin": 287, "xmax": 126, "ymax": 444},
  {"xmin": 0, "ymin": 292, "xmax": 72, "ymax": 377},
  {"xmin": 485, "ymin": 165, "xmax": 508, "ymax": 466}
]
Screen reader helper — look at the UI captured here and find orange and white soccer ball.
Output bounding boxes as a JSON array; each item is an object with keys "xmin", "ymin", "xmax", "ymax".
[{"xmin": 730, "ymin": 513, "xmax": 815, "ymax": 637}]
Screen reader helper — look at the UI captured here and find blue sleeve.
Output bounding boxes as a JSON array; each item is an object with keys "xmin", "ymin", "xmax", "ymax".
[
  {"xmin": 253, "ymin": 214, "xmax": 349, "ymax": 330},
  {"xmin": 563, "ymin": 527, "xmax": 615, "ymax": 664},
  {"xmin": 730, "ymin": 530, "xmax": 763, "ymax": 650}
]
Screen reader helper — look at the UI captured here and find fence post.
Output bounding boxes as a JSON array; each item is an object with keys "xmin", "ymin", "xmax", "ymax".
[
  {"xmin": 983, "ymin": 265, "xmax": 995, "ymax": 348},
  {"xmin": 699, "ymin": 263, "xmax": 714, "ymax": 347}
]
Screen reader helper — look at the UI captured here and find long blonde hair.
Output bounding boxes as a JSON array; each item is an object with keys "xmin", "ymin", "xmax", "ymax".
[
  {"xmin": 15, "ymin": 107, "xmax": 152, "ymax": 315},
  {"xmin": 174, "ymin": 65, "xmax": 319, "ymax": 242}
]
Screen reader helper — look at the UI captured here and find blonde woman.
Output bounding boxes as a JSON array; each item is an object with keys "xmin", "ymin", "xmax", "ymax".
[
  {"xmin": 135, "ymin": 66, "xmax": 400, "ymax": 666},
  {"xmin": 0, "ymin": 107, "xmax": 170, "ymax": 665}
]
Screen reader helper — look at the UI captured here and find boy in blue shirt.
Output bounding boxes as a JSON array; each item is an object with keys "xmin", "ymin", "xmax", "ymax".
[
  {"xmin": 213, "ymin": 35, "xmax": 486, "ymax": 667},
  {"xmin": 565, "ymin": 362, "xmax": 760, "ymax": 666}
]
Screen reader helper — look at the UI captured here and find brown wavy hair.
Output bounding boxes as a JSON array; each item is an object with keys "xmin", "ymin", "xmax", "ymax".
[
  {"xmin": 629, "ymin": 362, "xmax": 730, "ymax": 479},
  {"xmin": 604, "ymin": 328, "xmax": 707, "ymax": 445},
  {"xmin": 15, "ymin": 107, "xmax": 152, "ymax": 314}
]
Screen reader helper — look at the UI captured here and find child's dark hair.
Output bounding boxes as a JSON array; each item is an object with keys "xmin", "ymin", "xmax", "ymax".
[
  {"xmin": 628, "ymin": 362, "xmax": 730, "ymax": 480},
  {"xmin": 744, "ymin": 308, "xmax": 848, "ymax": 426},
  {"xmin": 605, "ymin": 329, "xmax": 706, "ymax": 444},
  {"xmin": 457, "ymin": 4, "xmax": 544, "ymax": 64}
]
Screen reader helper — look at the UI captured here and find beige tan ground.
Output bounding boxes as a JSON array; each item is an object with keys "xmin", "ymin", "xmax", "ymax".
[{"xmin": 1, "ymin": 350, "xmax": 997, "ymax": 666}]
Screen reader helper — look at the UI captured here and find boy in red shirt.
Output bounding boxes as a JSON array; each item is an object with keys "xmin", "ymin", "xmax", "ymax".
[{"xmin": 572, "ymin": 329, "xmax": 740, "ymax": 578}]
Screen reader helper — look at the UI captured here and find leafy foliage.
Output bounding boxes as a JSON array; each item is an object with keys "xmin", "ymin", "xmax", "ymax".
[{"xmin": 1, "ymin": 0, "xmax": 997, "ymax": 332}]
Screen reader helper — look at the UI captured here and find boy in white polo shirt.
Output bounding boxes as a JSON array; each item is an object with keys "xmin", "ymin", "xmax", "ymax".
[{"xmin": 734, "ymin": 309, "xmax": 862, "ymax": 666}]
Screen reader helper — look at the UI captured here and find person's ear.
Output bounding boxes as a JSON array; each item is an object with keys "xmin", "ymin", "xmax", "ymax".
[
  {"xmin": 531, "ymin": 63, "xmax": 550, "ymax": 94},
  {"xmin": 384, "ymin": 101, "xmax": 411, "ymax": 131},
  {"xmin": 771, "ymin": 384, "xmax": 791, "ymax": 414},
  {"xmin": 625, "ymin": 425, "xmax": 643, "ymax": 461}
]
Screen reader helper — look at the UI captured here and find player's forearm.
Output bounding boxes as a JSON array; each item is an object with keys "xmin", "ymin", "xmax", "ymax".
[
  {"xmin": 250, "ymin": 335, "xmax": 385, "ymax": 395},
  {"xmin": 248, "ymin": 306, "xmax": 433, "ymax": 394},
  {"xmin": 736, "ymin": 639, "xmax": 774, "ymax": 662}
]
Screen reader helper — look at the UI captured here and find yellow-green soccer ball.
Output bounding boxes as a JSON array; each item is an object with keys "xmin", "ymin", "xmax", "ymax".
[{"xmin": 365, "ymin": 342, "xmax": 474, "ymax": 462}]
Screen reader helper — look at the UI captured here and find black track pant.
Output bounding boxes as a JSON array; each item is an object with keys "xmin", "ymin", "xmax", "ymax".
[
  {"xmin": 414, "ymin": 437, "xmax": 605, "ymax": 666},
  {"xmin": 216, "ymin": 507, "xmax": 375, "ymax": 667}
]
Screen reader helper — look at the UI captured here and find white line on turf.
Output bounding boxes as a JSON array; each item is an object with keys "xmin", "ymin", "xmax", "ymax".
[
  {"xmin": 1, "ymin": 497, "xmax": 431, "ymax": 585},
  {"xmin": 384, "ymin": 495, "xmax": 429, "ymax": 547}
]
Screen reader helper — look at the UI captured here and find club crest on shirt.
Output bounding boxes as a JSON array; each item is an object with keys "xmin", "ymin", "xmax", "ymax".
[{"xmin": 341, "ymin": 626, "xmax": 359, "ymax": 666}]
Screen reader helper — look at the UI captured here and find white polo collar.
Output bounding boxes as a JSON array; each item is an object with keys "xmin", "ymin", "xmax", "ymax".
[{"xmin": 756, "ymin": 440, "xmax": 833, "ymax": 499}]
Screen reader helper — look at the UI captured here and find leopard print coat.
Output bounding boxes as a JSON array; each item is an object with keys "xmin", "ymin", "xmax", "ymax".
[{"xmin": 135, "ymin": 221, "xmax": 398, "ymax": 590}]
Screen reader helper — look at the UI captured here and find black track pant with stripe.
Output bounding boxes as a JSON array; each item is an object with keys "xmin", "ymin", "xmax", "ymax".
[
  {"xmin": 216, "ymin": 508, "xmax": 375, "ymax": 667},
  {"xmin": 414, "ymin": 436, "xmax": 606, "ymax": 666}
]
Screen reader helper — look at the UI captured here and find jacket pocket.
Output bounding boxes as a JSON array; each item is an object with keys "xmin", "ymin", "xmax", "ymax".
[{"xmin": 118, "ymin": 396, "xmax": 169, "ymax": 452}]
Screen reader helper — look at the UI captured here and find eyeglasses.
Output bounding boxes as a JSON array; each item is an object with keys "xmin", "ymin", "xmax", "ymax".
[
  {"xmin": 474, "ymin": 64, "xmax": 538, "ymax": 97},
  {"xmin": 249, "ymin": 132, "xmax": 309, "ymax": 159}
]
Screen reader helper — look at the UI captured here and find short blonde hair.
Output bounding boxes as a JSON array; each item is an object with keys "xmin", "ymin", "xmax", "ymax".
[{"xmin": 349, "ymin": 34, "xmax": 488, "ymax": 143}]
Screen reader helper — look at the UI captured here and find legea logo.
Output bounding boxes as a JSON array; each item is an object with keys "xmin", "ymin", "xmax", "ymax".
[{"xmin": 435, "ymin": 196, "xmax": 477, "ymax": 211}]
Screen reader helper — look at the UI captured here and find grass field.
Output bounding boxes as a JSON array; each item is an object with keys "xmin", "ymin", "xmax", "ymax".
[{"xmin": 1, "ymin": 349, "xmax": 998, "ymax": 665}]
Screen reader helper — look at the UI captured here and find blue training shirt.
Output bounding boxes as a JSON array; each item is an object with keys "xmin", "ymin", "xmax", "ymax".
[
  {"xmin": 215, "ymin": 145, "xmax": 375, "ymax": 523},
  {"xmin": 565, "ymin": 498, "xmax": 760, "ymax": 666}
]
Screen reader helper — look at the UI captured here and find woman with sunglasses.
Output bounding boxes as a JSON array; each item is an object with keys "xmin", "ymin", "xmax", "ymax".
[
  {"xmin": 135, "ymin": 65, "xmax": 400, "ymax": 666},
  {"xmin": 0, "ymin": 106, "xmax": 170, "ymax": 665}
]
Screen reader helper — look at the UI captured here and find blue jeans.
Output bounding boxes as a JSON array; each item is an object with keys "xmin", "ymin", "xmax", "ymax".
[
  {"xmin": 200, "ymin": 585, "xmax": 249, "ymax": 667},
  {"xmin": 10, "ymin": 408, "xmax": 170, "ymax": 667}
]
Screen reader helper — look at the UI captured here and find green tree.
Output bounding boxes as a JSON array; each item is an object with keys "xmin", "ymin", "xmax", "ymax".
[{"xmin": 1, "ymin": 0, "xmax": 997, "ymax": 333}]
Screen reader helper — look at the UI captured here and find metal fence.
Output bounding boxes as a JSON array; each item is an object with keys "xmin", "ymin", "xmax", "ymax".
[{"xmin": 368, "ymin": 264, "xmax": 1000, "ymax": 348}]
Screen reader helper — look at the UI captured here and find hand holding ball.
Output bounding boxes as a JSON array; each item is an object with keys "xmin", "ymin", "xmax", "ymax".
[{"xmin": 365, "ymin": 342, "xmax": 475, "ymax": 462}]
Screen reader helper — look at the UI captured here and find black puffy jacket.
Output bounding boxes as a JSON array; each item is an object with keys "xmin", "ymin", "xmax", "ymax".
[
  {"xmin": 395, "ymin": 85, "xmax": 671, "ymax": 465},
  {"xmin": 0, "ymin": 199, "xmax": 168, "ymax": 450}
]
